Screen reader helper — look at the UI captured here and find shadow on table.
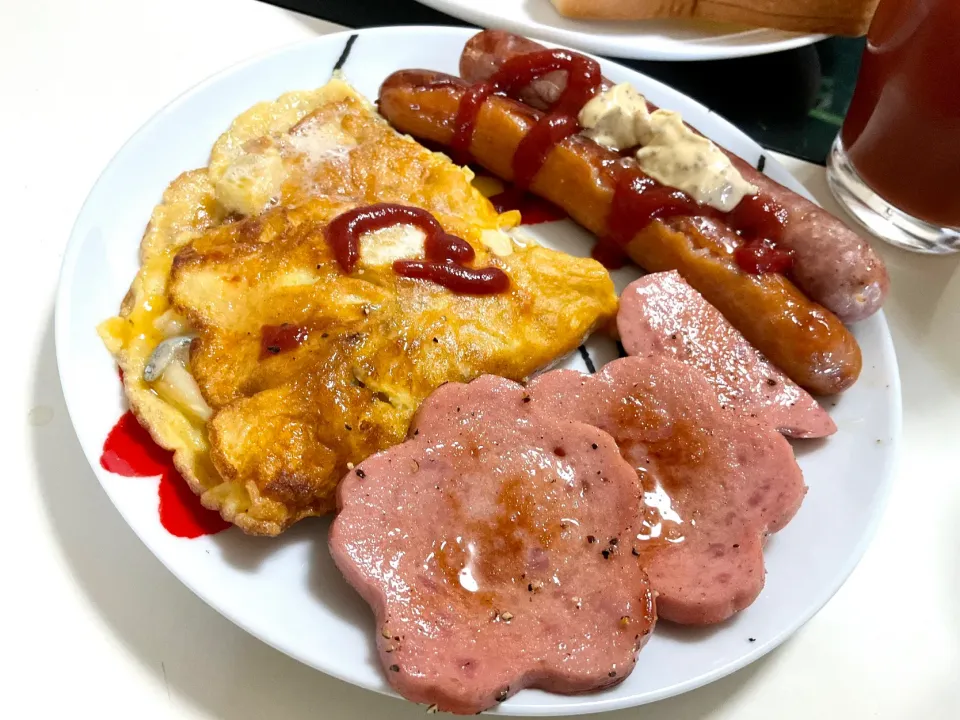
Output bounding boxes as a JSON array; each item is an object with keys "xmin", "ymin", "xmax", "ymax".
[{"xmin": 32, "ymin": 310, "xmax": 776, "ymax": 718}]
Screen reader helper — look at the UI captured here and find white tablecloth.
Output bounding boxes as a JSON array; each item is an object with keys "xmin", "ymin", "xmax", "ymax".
[{"xmin": 4, "ymin": 0, "xmax": 958, "ymax": 717}]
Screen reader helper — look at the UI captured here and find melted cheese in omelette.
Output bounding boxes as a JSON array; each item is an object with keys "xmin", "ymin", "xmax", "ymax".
[{"xmin": 99, "ymin": 78, "xmax": 617, "ymax": 536}]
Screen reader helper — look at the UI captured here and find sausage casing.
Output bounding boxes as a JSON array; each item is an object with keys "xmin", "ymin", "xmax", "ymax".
[
  {"xmin": 379, "ymin": 70, "xmax": 862, "ymax": 395},
  {"xmin": 460, "ymin": 29, "xmax": 890, "ymax": 324}
]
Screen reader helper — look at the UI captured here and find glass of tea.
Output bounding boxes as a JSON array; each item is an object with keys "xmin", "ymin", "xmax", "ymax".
[{"xmin": 827, "ymin": 0, "xmax": 960, "ymax": 254}]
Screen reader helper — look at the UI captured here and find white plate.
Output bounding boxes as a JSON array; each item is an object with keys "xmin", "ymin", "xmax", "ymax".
[
  {"xmin": 417, "ymin": 0, "xmax": 824, "ymax": 61},
  {"xmin": 55, "ymin": 26, "xmax": 900, "ymax": 716}
]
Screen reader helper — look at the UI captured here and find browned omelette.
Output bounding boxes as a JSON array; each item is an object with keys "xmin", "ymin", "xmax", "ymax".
[{"xmin": 99, "ymin": 78, "xmax": 617, "ymax": 536}]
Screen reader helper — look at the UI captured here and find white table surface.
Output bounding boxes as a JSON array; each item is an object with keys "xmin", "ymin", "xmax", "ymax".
[{"xmin": 4, "ymin": 0, "xmax": 959, "ymax": 717}]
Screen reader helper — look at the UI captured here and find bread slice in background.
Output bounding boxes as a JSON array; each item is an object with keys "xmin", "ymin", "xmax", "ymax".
[{"xmin": 550, "ymin": 0, "xmax": 880, "ymax": 36}]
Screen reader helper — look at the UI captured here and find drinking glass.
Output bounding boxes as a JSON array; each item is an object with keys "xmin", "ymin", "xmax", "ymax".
[{"xmin": 827, "ymin": 0, "xmax": 960, "ymax": 254}]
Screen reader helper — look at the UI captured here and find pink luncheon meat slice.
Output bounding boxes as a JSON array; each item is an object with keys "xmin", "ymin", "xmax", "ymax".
[
  {"xmin": 618, "ymin": 271, "xmax": 836, "ymax": 439},
  {"xmin": 329, "ymin": 375, "xmax": 656, "ymax": 715},
  {"xmin": 527, "ymin": 357, "xmax": 807, "ymax": 625}
]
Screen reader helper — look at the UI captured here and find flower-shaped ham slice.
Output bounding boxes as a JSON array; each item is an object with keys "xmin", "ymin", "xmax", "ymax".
[
  {"xmin": 329, "ymin": 375, "xmax": 655, "ymax": 715},
  {"xmin": 618, "ymin": 271, "xmax": 836, "ymax": 439},
  {"xmin": 528, "ymin": 357, "xmax": 806, "ymax": 625}
]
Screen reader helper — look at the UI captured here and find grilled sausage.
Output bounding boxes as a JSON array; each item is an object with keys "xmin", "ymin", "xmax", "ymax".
[
  {"xmin": 379, "ymin": 70, "xmax": 862, "ymax": 395},
  {"xmin": 460, "ymin": 30, "xmax": 889, "ymax": 324}
]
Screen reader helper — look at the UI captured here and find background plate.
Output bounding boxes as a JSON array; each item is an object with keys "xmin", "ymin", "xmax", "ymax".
[
  {"xmin": 416, "ymin": 0, "xmax": 825, "ymax": 60},
  {"xmin": 55, "ymin": 26, "xmax": 899, "ymax": 716}
]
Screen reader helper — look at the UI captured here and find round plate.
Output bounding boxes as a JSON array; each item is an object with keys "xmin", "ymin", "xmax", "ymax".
[
  {"xmin": 55, "ymin": 26, "xmax": 900, "ymax": 716},
  {"xmin": 416, "ymin": 0, "xmax": 824, "ymax": 61}
]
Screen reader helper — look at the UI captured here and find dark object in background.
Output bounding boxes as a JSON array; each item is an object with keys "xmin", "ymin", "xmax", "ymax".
[
  {"xmin": 258, "ymin": 0, "xmax": 865, "ymax": 164},
  {"xmin": 269, "ymin": 0, "xmax": 464, "ymax": 26},
  {"xmin": 629, "ymin": 46, "xmax": 821, "ymax": 124},
  {"xmin": 632, "ymin": 40, "xmax": 861, "ymax": 161}
]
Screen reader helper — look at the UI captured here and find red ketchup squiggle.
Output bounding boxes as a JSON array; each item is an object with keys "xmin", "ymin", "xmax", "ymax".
[
  {"xmin": 728, "ymin": 194, "xmax": 794, "ymax": 273},
  {"xmin": 393, "ymin": 260, "xmax": 510, "ymax": 295},
  {"xmin": 606, "ymin": 168, "xmax": 710, "ymax": 245},
  {"xmin": 451, "ymin": 49, "xmax": 601, "ymax": 186},
  {"xmin": 734, "ymin": 239, "xmax": 795, "ymax": 274},
  {"xmin": 451, "ymin": 82, "xmax": 499, "ymax": 163},
  {"xmin": 260, "ymin": 323, "xmax": 310, "ymax": 359},
  {"xmin": 511, "ymin": 114, "xmax": 580, "ymax": 190},
  {"xmin": 590, "ymin": 238, "xmax": 630, "ymax": 270},
  {"xmin": 448, "ymin": 48, "xmax": 793, "ymax": 275},
  {"xmin": 489, "ymin": 188, "xmax": 567, "ymax": 225},
  {"xmin": 491, "ymin": 49, "xmax": 602, "ymax": 116},
  {"xmin": 325, "ymin": 203, "xmax": 509, "ymax": 295},
  {"xmin": 101, "ymin": 411, "xmax": 230, "ymax": 539}
]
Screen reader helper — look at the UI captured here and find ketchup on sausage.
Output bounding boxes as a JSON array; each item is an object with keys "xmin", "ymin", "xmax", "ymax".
[{"xmin": 448, "ymin": 48, "xmax": 793, "ymax": 275}]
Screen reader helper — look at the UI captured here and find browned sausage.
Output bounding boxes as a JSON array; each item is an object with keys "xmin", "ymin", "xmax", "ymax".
[
  {"xmin": 379, "ymin": 70, "xmax": 862, "ymax": 395},
  {"xmin": 460, "ymin": 30, "xmax": 889, "ymax": 324}
]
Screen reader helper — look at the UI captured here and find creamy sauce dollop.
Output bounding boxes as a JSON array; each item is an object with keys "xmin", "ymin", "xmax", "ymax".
[{"xmin": 579, "ymin": 83, "xmax": 758, "ymax": 212}]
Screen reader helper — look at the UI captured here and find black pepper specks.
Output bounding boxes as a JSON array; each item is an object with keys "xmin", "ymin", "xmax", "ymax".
[
  {"xmin": 586, "ymin": 535, "xmax": 597, "ymax": 543},
  {"xmin": 266, "ymin": 345, "xmax": 281, "ymax": 355},
  {"xmin": 496, "ymin": 688, "xmax": 509, "ymax": 703},
  {"xmin": 608, "ymin": 670, "xmax": 617, "ymax": 677},
  {"xmin": 591, "ymin": 443, "xmax": 598, "ymax": 450},
  {"xmin": 748, "ymin": 637, "xmax": 756, "ymax": 643},
  {"xmin": 522, "ymin": 395, "xmax": 531, "ymax": 403},
  {"xmin": 632, "ymin": 548, "xmax": 640, "ymax": 557},
  {"xmin": 389, "ymin": 664, "xmax": 401, "ymax": 672},
  {"xmin": 766, "ymin": 378, "xmax": 777, "ymax": 386},
  {"xmin": 344, "ymin": 424, "xmax": 352, "ymax": 431},
  {"xmin": 356, "ymin": 468, "xmax": 365, "ymax": 478}
]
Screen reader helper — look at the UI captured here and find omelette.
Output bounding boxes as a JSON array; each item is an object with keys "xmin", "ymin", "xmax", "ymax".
[{"xmin": 99, "ymin": 78, "xmax": 617, "ymax": 536}]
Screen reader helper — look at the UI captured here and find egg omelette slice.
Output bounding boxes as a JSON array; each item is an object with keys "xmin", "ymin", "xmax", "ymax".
[{"xmin": 99, "ymin": 78, "xmax": 617, "ymax": 536}]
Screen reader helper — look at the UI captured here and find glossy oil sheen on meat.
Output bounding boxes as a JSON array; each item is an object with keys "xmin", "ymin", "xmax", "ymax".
[
  {"xmin": 100, "ymin": 78, "xmax": 618, "ymax": 536},
  {"xmin": 331, "ymin": 375, "xmax": 655, "ymax": 714}
]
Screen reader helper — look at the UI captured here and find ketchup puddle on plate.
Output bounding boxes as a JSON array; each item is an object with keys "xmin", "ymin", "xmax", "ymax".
[
  {"xmin": 98, "ymin": 187, "xmax": 561, "ymax": 540},
  {"xmin": 490, "ymin": 188, "xmax": 567, "ymax": 225},
  {"xmin": 100, "ymin": 411, "xmax": 230, "ymax": 538}
]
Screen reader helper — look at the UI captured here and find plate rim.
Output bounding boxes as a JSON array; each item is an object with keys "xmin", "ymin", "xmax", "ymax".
[
  {"xmin": 414, "ymin": 0, "xmax": 826, "ymax": 61},
  {"xmin": 54, "ymin": 24, "xmax": 902, "ymax": 716}
]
